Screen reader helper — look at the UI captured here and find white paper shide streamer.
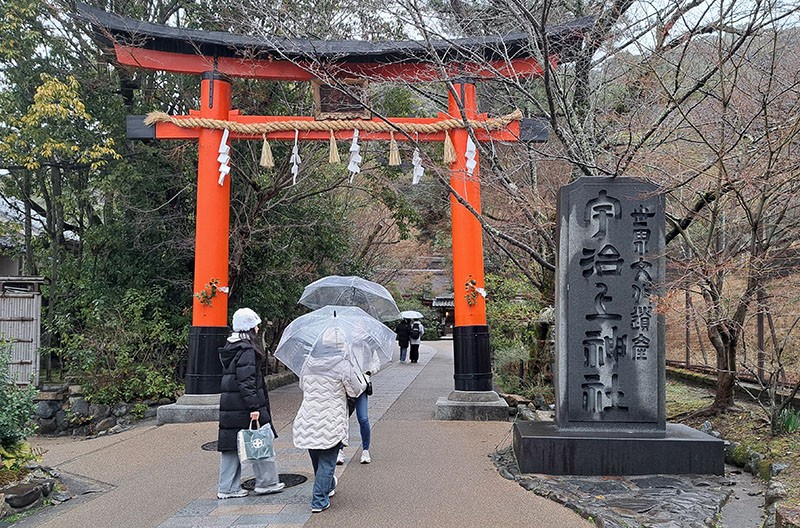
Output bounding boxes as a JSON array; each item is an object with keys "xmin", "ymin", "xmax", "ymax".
[
  {"xmin": 290, "ymin": 129, "xmax": 301, "ymax": 185},
  {"xmin": 411, "ymin": 147, "xmax": 424, "ymax": 185},
  {"xmin": 217, "ymin": 129, "xmax": 231, "ymax": 186},
  {"xmin": 348, "ymin": 129, "xmax": 362, "ymax": 182},
  {"xmin": 465, "ymin": 136, "xmax": 478, "ymax": 176}
]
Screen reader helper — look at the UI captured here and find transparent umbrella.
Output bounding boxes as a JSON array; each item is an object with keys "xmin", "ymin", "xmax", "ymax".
[
  {"xmin": 400, "ymin": 310, "xmax": 424, "ymax": 320},
  {"xmin": 298, "ymin": 275, "xmax": 401, "ymax": 322},
  {"xmin": 274, "ymin": 305, "xmax": 396, "ymax": 378}
]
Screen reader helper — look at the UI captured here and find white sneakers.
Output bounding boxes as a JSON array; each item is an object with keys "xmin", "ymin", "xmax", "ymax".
[
  {"xmin": 338, "ymin": 448, "xmax": 371, "ymax": 464},
  {"xmin": 217, "ymin": 489, "xmax": 248, "ymax": 499},
  {"xmin": 254, "ymin": 482, "xmax": 285, "ymax": 495},
  {"xmin": 219, "ymin": 481, "xmax": 286, "ymax": 499}
]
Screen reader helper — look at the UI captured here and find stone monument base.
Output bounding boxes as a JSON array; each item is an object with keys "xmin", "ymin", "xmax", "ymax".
[
  {"xmin": 513, "ymin": 421, "xmax": 724, "ymax": 475},
  {"xmin": 156, "ymin": 393, "xmax": 219, "ymax": 425},
  {"xmin": 435, "ymin": 390, "xmax": 509, "ymax": 421}
]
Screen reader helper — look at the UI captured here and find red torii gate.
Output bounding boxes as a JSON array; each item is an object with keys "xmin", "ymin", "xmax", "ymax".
[{"xmin": 79, "ymin": 4, "xmax": 587, "ymax": 419}]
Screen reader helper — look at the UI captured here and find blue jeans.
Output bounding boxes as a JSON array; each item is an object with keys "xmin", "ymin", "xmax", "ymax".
[
  {"xmin": 354, "ymin": 392, "xmax": 370, "ymax": 450},
  {"xmin": 308, "ymin": 444, "xmax": 340, "ymax": 510},
  {"xmin": 399, "ymin": 346, "xmax": 408, "ymax": 362}
]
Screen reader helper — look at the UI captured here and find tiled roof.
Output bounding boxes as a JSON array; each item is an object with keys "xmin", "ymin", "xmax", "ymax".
[{"xmin": 432, "ymin": 293, "xmax": 454, "ymax": 308}]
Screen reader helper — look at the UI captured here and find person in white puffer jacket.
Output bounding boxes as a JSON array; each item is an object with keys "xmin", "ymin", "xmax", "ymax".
[{"xmin": 293, "ymin": 327, "xmax": 367, "ymax": 513}]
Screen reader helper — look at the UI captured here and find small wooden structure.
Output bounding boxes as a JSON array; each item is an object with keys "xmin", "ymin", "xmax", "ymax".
[
  {"xmin": 0, "ymin": 276, "xmax": 46, "ymax": 386},
  {"xmin": 432, "ymin": 293, "xmax": 456, "ymax": 336}
]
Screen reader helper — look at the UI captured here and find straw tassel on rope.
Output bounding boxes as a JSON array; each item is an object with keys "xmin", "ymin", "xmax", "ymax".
[
  {"xmin": 328, "ymin": 130, "xmax": 341, "ymax": 164},
  {"xmin": 388, "ymin": 131, "xmax": 401, "ymax": 166},
  {"xmin": 443, "ymin": 132, "xmax": 457, "ymax": 165},
  {"xmin": 259, "ymin": 135, "xmax": 274, "ymax": 168}
]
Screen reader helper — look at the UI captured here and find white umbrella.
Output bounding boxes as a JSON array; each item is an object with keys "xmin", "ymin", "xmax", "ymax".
[
  {"xmin": 400, "ymin": 310, "xmax": 424, "ymax": 320},
  {"xmin": 298, "ymin": 275, "xmax": 401, "ymax": 322},
  {"xmin": 275, "ymin": 305, "xmax": 396, "ymax": 378}
]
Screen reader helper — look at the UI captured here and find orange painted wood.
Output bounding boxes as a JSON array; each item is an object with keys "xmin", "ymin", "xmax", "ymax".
[
  {"xmin": 115, "ymin": 44, "xmax": 314, "ymax": 80},
  {"xmin": 192, "ymin": 76, "xmax": 231, "ymax": 327},
  {"xmin": 154, "ymin": 123, "xmax": 201, "ymax": 140},
  {"xmin": 448, "ymin": 83, "xmax": 487, "ymax": 327},
  {"xmin": 115, "ymin": 44, "xmax": 546, "ymax": 82}
]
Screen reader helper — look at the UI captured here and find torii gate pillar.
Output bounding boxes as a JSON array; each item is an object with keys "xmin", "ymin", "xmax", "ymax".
[
  {"xmin": 158, "ymin": 72, "xmax": 232, "ymax": 424},
  {"xmin": 436, "ymin": 80, "xmax": 509, "ymax": 420}
]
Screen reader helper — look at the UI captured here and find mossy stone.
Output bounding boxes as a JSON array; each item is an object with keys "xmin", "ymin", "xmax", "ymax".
[
  {"xmin": 731, "ymin": 443, "xmax": 750, "ymax": 466},
  {"xmin": 759, "ymin": 459, "xmax": 773, "ymax": 481}
]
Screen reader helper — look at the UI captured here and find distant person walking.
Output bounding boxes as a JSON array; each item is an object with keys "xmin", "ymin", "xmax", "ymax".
[
  {"xmin": 395, "ymin": 319, "xmax": 411, "ymax": 363},
  {"xmin": 217, "ymin": 308, "xmax": 285, "ymax": 499},
  {"xmin": 409, "ymin": 320, "xmax": 424, "ymax": 363},
  {"xmin": 293, "ymin": 327, "xmax": 367, "ymax": 513}
]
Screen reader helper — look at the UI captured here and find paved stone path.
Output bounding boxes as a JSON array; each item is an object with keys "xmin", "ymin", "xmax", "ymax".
[
  {"xmin": 20, "ymin": 340, "xmax": 765, "ymax": 528},
  {"xmin": 155, "ymin": 345, "xmax": 439, "ymax": 528}
]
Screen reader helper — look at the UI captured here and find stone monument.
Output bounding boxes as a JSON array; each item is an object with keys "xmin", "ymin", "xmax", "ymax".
[{"xmin": 513, "ymin": 177, "xmax": 724, "ymax": 475}]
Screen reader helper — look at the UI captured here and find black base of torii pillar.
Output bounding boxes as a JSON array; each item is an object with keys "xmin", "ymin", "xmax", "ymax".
[
  {"xmin": 435, "ymin": 324, "xmax": 510, "ymax": 420},
  {"xmin": 434, "ymin": 81, "xmax": 508, "ymax": 421}
]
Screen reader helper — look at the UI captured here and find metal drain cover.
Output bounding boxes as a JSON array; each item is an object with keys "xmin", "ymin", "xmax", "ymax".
[
  {"xmin": 242, "ymin": 474, "xmax": 307, "ymax": 489},
  {"xmin": 201, "ymin": 442, "xmax": 306, "ymax": 489}
]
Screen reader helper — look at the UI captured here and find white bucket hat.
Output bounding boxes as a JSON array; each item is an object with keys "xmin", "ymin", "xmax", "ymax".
[{"xmin": 232, "ymin": 308, "xmax": 261, "ymax": 332}]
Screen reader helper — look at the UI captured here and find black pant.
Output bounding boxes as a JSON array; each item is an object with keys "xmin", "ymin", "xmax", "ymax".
[{"xmin": 410, "ymin": 344, "xmax": 420, "ymax": 362}]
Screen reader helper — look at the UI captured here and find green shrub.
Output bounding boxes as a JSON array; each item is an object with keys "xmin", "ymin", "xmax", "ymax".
[
  {"xmin": 485, "ymin": 273, "xmax": 551, "ymax": 396},
  {"xmin": 779, "ymin": 408, "xmax": 800, "ymax": 435},
  {"xmin": 130, "ymin": 402, "xmax": 149, "ymax": 419},
  {"xmin": 57, "ymin": 289, "xmax": 186, "ymax": 405},
  {"xmin": 83, "ymin": 363, "xmax": 181, "ymax": 405},
  {"xmin": 0, "ymin": 343, "xmax": 37, "ymax": 448}
]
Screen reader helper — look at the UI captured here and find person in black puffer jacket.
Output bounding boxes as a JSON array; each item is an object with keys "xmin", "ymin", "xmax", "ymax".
[
  {"xmin": 395, "ymin": 319, "xmax": 411, "ymax": 363},
  {"xmin": 217, "ymin": 307, "xmax": 285, "ymax": 499}
]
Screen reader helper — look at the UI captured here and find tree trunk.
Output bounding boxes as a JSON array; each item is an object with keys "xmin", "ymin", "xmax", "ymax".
[
  {"xmin": 713, "ymin": 344, "xmax": 736, "ymax": 409},
  {"xmin": 46, "ymin": 166, "xmax": 64, "ymax": 350},
  {"xmin": 22, "ymin": 171, "xmax": 35, "ymax": 275},
  {"xmin": 706, "ymin": 313, "xmax": 741, "ymax": 411}
]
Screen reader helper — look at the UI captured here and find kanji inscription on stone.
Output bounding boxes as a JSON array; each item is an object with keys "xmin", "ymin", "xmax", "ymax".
[{"xmin": 555, "ymin": 177, "xmax": 665, "ymax": 433}]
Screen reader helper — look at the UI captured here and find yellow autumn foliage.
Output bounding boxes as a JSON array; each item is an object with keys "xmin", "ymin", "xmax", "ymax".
[{"xmin": 0, "ymin": 73, "xmax": 121, "ymax": 169}]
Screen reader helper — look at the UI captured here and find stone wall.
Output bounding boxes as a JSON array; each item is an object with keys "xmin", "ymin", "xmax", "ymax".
[
  {"xmin": 33, "ymin": 385, "xmax": 170, "ymax": 437},
  {"xmin": 34, "ymin": 370, "xmax": 298, "ymax": 438}
]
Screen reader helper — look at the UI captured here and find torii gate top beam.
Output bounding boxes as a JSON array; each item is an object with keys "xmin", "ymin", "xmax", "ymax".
[{"xmin": 77, "ymin": 3, "xmax": 591, "ymax": 82}]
